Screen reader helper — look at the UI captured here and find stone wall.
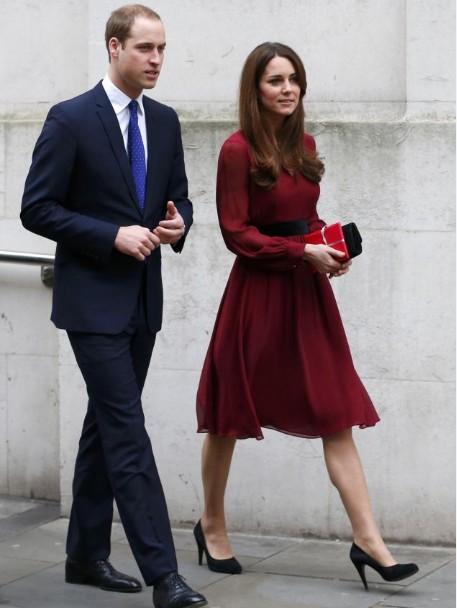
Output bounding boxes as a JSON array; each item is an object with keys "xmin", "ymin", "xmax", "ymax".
[{"xmin": 0, "ymin": 0, "xmax": 454, "ymax": 543}]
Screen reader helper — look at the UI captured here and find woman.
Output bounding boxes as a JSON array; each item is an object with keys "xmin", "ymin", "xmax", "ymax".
[{"xmin": 194, "ymin": 42, "xmax": 418, "ymax": 591}]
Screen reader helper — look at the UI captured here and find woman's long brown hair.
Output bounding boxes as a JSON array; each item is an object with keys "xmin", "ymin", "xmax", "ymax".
[{"xmin": 239, "ymin": 42, "xmax": 324, "ymax": 188}]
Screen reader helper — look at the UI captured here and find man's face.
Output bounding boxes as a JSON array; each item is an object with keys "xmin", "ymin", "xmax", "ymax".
[{"xmin": 108, "ymin": 16, "xmax": 166, "ymax": 98}]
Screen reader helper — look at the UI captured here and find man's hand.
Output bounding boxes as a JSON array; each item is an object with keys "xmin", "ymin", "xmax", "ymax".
[
  {"xmin": 153, "ymin": 201, "xmax": 186, "ymax": 245},
  {"xmin": 303, "ymin": 243, "xmax": 352, "ymax": 277},
  {"xmin": 114, "ymin": 225, "xmax": 161, "ymax": 261}
]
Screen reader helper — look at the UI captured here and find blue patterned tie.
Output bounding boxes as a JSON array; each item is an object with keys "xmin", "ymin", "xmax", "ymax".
[{"xmin": 128, "ymin": 100, "xmax": 146, "ymax": 211}]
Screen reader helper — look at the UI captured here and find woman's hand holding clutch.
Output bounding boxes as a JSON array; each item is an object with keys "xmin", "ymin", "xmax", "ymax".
[{"xmin": 303, "ymin": 243, "xmax": 352, "ymax": 278}]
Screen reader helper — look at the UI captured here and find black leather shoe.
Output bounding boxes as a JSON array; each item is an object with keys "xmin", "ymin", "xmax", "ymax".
[
  {"xmin": 153, "ymin": 572, "xmax": 207, "ymax": 608},
  {"xmin": 194, "ymin": 520, "xmax": 242, "ymax": 574},
  {"xmin": 350, "ymin": 543, "xmax": 419, "ymax": 591},
  {"xmin": 65, "ymin": 557, "xmax": 142, "ymax": 593}
]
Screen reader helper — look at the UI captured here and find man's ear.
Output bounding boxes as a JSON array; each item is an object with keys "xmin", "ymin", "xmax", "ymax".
[{"xmin": 108, "ymin": 37, "xmax": 121, "ymax": 60}]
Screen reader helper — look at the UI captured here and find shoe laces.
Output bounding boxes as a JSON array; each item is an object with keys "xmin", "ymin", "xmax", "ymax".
[{"xmin": 167, "ymin": 572, "xmax": 188, "ymax": 591}]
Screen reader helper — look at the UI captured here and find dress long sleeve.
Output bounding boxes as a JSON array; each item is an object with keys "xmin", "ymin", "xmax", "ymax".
[{"xmin": 216, "ymin": 138, "xmax": 307, "ymax": 270}]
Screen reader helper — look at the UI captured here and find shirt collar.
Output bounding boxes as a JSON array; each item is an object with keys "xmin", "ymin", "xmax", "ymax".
[{"xmin": 102, "ymin": 75, "xmax": 145, "ymax": 116}]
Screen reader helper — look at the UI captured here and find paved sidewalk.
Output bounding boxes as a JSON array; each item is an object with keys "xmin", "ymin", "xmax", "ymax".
[{"xmin": 0, "ymin": 496, "xmax": 454, "ymax": 608}]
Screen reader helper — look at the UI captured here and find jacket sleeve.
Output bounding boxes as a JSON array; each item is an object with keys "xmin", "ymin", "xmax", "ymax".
[
  {"xmin": 166, "ymin": 110, "xmax": 193, "ymax": 253},
  {"xmin": 20, "ymin": 104, "xmax": 119, "ymax": 265}
]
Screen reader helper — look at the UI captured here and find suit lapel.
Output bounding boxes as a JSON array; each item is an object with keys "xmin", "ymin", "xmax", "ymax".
[
  {"xmin": 144, "ymin": 100, "xmax": 162, "ymax": 218},
  {"xmin": 93, "ymin": 83, "xmax": 141, "ymax": 215}
]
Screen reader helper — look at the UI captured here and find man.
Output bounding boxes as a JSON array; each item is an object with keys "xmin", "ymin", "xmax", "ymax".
[{"xmin": 21, "ymin": 5, "xmax": 206, "ymax": 608}]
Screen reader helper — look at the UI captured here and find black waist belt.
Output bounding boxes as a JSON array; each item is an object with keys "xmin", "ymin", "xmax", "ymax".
[{"xmin": 257, "ymin": 219, "xmax": 309, "ymax": 237}]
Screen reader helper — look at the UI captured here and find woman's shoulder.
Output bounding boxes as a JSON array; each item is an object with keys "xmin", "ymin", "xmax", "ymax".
[
  {"xmin": 304, "ymin": 132, "xmax": 317, "ymax": 151},
  {"xmin": 222, "ymin": 129, "xmax": 249, "ymax": 149},
  {"xmin": 219, "ymin": 130, "xmax": 251, "ymax": 161}
]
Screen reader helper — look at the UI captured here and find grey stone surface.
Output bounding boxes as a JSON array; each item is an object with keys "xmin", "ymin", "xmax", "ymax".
[
  {"xmin": 155, "ymin": 527, "xmax": 301, "ymax": 559},
  {"xmin": 0, "ymin": 555, "xmax": 52, "ymax": 586},
  {"xmin": 0, "ymin": 0, "xmax": 454, "ymax": 554},
  {"xmin": 0, "ymin": 498, "xmax": 34, "ymax": 520},
  {"xmin": 378, "ymin": 560, "xmax": 456, "ymax": 608},
  {"xmin": 0, "ymin": 497, "xmax": 454, "ymax": 608},
  {"xmin": 200, "ymin": 572, "xmax": 405, "ymax": 608}
]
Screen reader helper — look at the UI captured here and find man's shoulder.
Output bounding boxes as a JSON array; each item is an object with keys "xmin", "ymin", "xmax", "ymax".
[
  {"xmin": 49, "ymin": 83, "xmax": 102, "ymax": 115},
  {"xmin": 143, "ymin": 95, "xmax": 179, "ymax": 120}
]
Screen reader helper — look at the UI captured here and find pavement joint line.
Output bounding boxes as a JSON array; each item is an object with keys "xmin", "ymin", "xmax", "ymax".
[{"xmin": 0, "ymin": 501, "xmax": 60, "ymax": 541}]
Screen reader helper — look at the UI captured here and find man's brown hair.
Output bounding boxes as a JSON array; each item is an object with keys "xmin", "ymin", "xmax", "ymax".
[{"xmin": 105, "ymin": 4, "xmax": 161, "ymax": 60}]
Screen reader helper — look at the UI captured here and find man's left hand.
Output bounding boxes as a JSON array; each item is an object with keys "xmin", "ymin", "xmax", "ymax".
[{"xmin": 153, "ymin": 201, "xmax": 186, "ymax": 245}]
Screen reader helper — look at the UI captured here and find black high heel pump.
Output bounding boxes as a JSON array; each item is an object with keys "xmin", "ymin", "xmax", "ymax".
[
  {"xmin": 193, "ymin": 520, "xmax": 242, "ymax": 574},
  {"xmin": 350, "ymin": 543, "xmax": 419, "ymax": 591}
]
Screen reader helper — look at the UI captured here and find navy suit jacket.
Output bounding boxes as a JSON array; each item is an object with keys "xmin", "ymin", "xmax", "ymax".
[{"xmin": 21, "ymin": 82, "xmax": 192, "ymax": 334}]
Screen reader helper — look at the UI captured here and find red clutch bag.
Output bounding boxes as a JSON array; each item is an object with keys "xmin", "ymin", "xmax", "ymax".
[{"xmin": 304, "ymin": 223, "xmax": 350, "ymax": 262}]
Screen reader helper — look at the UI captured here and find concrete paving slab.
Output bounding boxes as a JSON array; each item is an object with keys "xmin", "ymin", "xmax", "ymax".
[
  {"xmin": 174, "ymin": 547, "xmax": 255, "ymax": 590},
  {"xmin": 0, "ymin": 499, "xmax": 454, "ymax": 608},
  {"xmin": 34, "ymin": 519, "xmax": 68, "ymax": 536},
  {"xmin": 49, "ymin": 518, "xmax": 126, "ymax": 544},
  {"xmin": 0, "ymin": 498, "xmax": 60, "ymax": 543},
  {"xmin": 199, "ymin": 570, "xmax": 410, "ymax": 608},
  {"xmin": 0, "ymin": 497, "xmax": 36, "ymax": 520},
  {"xmin": 102, "ymin": 542, "xmax": 225, "ymax": 593},
  {"xmin": 0, "ymin": 555, "xmax": 54, "ymax": 586},
  {"xmin": 99, "ymin": 532, "xmax": 258, "ymax": 588},
  {"xmin": 0, "ymin": 561, "xmax": 218, "ymax": 608},
  {"xmin": 0, "ymin": 524, "xmax": 67, "ymax": 564},
  {"xmin": 248, "ymin": 539, "xmax": 451, "ymax": 589},
  {"xmin": 249, "ymin": 539, "xmax": 361, "ymax": 582},
  {"xmin": 110, "ymin": 522, "xmax": 127, "ymax": 543},
  {"xmin": 0, "ymin": 563, "xmax": 152, "ymax": 608},
  {"xmin": 378, "ymin": 560, "xmax": 456, "ymax": 608},
  {"xmin": 125, "ymin": 526, "xmax": 300, "ymax": 559},
  {"xmin": 228, "ymin": 532, "xmax": 302, "ymax": 560}
]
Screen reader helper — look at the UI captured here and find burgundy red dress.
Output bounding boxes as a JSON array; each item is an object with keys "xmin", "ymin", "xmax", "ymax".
[{"xmin": 196, "ymin": 130, "xmax": 379, "ymax": 440}]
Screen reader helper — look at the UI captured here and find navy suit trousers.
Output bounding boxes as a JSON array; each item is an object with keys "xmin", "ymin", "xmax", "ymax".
[{"xmin": 66, "ymin": 283, "xmax": 177, "ymax": 585}]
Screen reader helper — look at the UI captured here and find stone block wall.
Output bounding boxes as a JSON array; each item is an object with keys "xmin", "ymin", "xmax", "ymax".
[{"xmin": 0, "ymin": 0, "xmax": 454, "ymax": 543}]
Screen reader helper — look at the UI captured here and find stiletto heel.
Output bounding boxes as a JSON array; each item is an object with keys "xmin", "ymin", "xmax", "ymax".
[
  {"xmin": 193, "ymin": 520, "xmax": 242, "ymax": 574},
  {"xmin": 196, "ymin": 540, "xmax": 203, "ymax": 566},
  {"xmin": 350, "ymin": 543, "xmax": 419, "ymax": 591},
  {"xmin": 352, "ymin": 559, "xmax": 368, "ymax": 591}
]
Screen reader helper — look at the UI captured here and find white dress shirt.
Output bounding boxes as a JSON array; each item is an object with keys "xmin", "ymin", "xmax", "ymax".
[{"xmin": 102, "ymin": 75, "xmax": 148, "ymax": 163}]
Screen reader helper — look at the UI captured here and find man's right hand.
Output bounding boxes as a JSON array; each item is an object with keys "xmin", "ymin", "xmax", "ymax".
[{"xmin": 114, "ymin": 225, "xmax": 161, "ymax": 261}]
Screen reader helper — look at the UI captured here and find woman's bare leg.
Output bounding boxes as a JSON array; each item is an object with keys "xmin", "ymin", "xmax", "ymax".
[
  {"xmin": 199, "ymin": 434, "xmax": 237, "ymax": 559},
  {"xmin": 322, "ymin": 429, "xmax": 396, "ymax": 566}
]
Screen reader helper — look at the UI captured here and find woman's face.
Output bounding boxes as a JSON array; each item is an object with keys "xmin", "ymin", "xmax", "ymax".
[{"xmin": 258, "ymin": 56, "xmax": 300, "ymax": 127}]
